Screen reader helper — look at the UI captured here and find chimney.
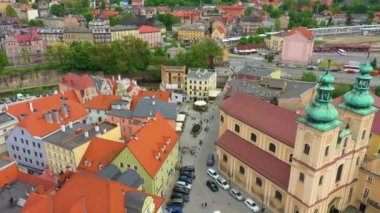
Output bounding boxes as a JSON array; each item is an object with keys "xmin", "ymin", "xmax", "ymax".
[
  {"xmin": 52, "ymin": 109, "xmax": 59, "ymax": 122},
  {"xmin": 29, "ymin": 102, "xmax": 34, "ymax": 112},
  {"xmin": 95, "ymin": 125, "xmax": 99, "ymax": 132},
  {"xmin": 84, "ymin": 131, "xmax": 89, "ymax": 138},
  {"xmin": 20, "ymin": 113, "xmax": 27, "ymax": 120},
  {"xmin": 69, "ymin": 122, "xmax": 73, "ymax": 128},
  {"xmin": 152, "ymin": 100, "xmax": 156, "ymax": 106},
  {"xmin": 103, "ymin": 128, "xmax": 107, "ymax": 134},
  {"xmin": 61, "ymin": 125, "xmax": 66, "ymax": 132},
  {"xmin": 44, "ymin": 111, "xmax": 53, "ymax": 124},
  {"xmin": 62, "ymin": 104, "xmax": 69, "ymax": 118}
]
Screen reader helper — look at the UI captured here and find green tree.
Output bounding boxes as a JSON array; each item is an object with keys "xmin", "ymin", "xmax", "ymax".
[
  {"xmin": 332, "ymin": 84, "xmax": 352, "ymax": 98},
  {"xmin": 63, "ymin": 42, "xmax": 98, "ymax": 71},
  {"xmin": 115, "ymin": 6, "xmax": 123, "ymax": 12},
  {"xmin": 22, "ymin": 49, "xmax": 31, "ymax": 64},
  {"xmin": 274, "ymin": 19, "xmax": 281, "ymax": 31},
  {"xmin": 83, "ymin": 12, "xmax": 94, "ymax": 24},
  {"xmin": 269, "ymin": 9, "xmax": 282, "ymax": 19},
  {"xmin": 50, "ymin": 4, "xmax": 65, "ymax": 17},
  {"xmin": 5, "ymin": 5, "xmax": 17, "ymax": 17},
  {"xmin": 16, "ymin": 0, "xmax": 29, "ymax": 4},
  {"xmin": 313, "ymin": 2, "xmax": 328, "ymax": 14},
  {"xmin": 375, "ymin": 87, "xmax": 380, "ymax": 97},
  {"xmin": 45, "ymin": 42, "xmax": 69, "ymax": 66},
  {"xmin": 28, "ymin": 19, "xmax": 44, "ymax": 27},
  {"xmin": 0, "ymin": 51, "xmax": 8, "ymax": 70},
  {"xmin": 371, "ymin": 58, "xmax": 377, "ymax": 70},
  {"xmin": 244, "ymin": 7, "xmax": 253, "ymax": 17},
  {"xmin": 301, "ymin": 72, "xmax": 317, "ymax": 82},
  {"xmin": 108, "ymin": 15, "xmax": 120, "ymax": 26},
  {"xmin": 157, "ymin": 14, "xmax": 180, "ymax": 30},
  {"xmin": 264, "ymin": 53, "xmax": 274, "ymax": 63}
]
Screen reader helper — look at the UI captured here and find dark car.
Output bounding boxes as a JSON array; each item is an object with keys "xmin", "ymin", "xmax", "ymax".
[
  {"xmin": 206, "ymin": 180, "xmax": 219, "ymax": 192},
  {"xmin": 180, "ymin": 171, "xmax": 195, "ymax": 179},
  {"xmin": 10, "ymin": 97, "xmax": 17, "ymax": 102},
  {"xmin": 173, "ymin": 186, "xmax": 190, "ymax": 195},
  {"xmin": 0, "ymin": 99, "xmax": 4, "ymax": 104},
  {"xmin": 168, "ymin": 198, "xmax": 184, "ymax": 207},
  {"xmin": 207, "ymin": 154, "xmax": 215, "ymax": 167},
  {"xmin": 178, "ymin": 176, "xmax": 192, "ymax": 184},
  {"xmin": 180, "ymin": 166, "xmax": 195, "ymax": 173},
  {"xmin": 171, "ymin": 192, "xmax": 190, "ymax": 202}
]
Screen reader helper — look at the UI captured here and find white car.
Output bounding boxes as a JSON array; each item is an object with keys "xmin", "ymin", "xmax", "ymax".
[
  {"xmin": 176, "ymin": 181, "xmax": 191, "ymax": 190},
  {"xmin": 207, "ymin": 168, "xmax": 219, "ymax": 180},
  {"xmin": 229, "ymin": 188, "xmax": 244, "ymax": 201},
  {"xmin": 244, "ymin": 198, "xmax": 260, "ymax": 212},
  {"xmin": 215, "ymin": 176, "xmax": 230, "ymax": 190}
]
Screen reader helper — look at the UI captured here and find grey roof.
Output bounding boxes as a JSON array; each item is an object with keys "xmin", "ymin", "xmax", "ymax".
[
  {"xmin": 107, "ymin": 109, "xmax": 133, "ymax": 118},
  {"xmin": 125, "ymin": 191, "xmax": 147, "ymax": 213},
  {"xmin": 180, "ymin": 23, "xmax": 205, "ymax": 31},
  {"xmin": 111, "ymin": 25, "xmax": 138, "ymax": 31},
  {"xmin": 0, "ymin": 112, "xmax": 16, "ymax": 125},
  {"xmin": 0, "ymin": 181, "xmax": 32, "ymax": 213},
  {"xmin": 44, "ymin": 122, "xmax": 115, "ymax": 150},
  {"xmin": 98, "ymin": 165, "xmax": 143, "ymax": 189},
  {"xmin": 98, "ymin": 164, "xmax": 121, "ymax": 179},
  {"xmin": 0, "ymin": 158, "xmax": 13, "ymax": 168},
  {"xmin": 133, "ymin": 97, "xmax": 177, "ymax": 120},
  {"xmin": 119, "ymin": 16, "xmax": 156, "ymax": 27},
  {"xmin": 111, "ymin": 100, "xmax": 130, "ymax": 105},
  {"xmin": 238, "ymin": 65, "xmax": 276, "ymax": 78},
  {"xmin": 64, "ymin": 28, "xmax": 92, "ymax": 33},
  {"xmin": 187, "ymin": 68, "xmax": 216, "ymax": 80}
]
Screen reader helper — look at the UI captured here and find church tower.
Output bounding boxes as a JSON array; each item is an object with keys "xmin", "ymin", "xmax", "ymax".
[{"xmin": 287, "ymin": 62, "xmax": 377, "ymax": 213}]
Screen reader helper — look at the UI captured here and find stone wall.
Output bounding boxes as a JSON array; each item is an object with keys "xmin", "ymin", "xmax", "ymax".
[{"xmin": 0, "ymin": 70, "xmax": 61, "ymax": 93}]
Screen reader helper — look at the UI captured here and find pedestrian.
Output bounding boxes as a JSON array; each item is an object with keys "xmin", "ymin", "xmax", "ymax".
[
  {"xmin": 205, "ymin": 202, "xmax": 207, "ymax": 207},
  {"xmin": 201, "ymin": 203, "xmax": 204, "ymax": 208}
]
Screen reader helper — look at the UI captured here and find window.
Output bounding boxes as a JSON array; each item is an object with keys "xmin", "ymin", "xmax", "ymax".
[
  {"xmin": 256, "ymin": 177, "xmax": 262, "ymax": 187},
  {"xmin": 363, "ymin": 188, "xmax": 369, "ymax": 198},
  {"xmin": 24, "ymin": 157, "xmax": 27, "ymax": 162},
  {"xmin": 319, "ymin": 176, "xmax": 323, "ymax": 185},
  {"xmin": 239, "ymin": 166, "xmax": 245, "ymax": 175},
  {"xmin": 11, "ymin": 145, "xmax": 14, "ymax": 150},
  {"xmin": 275, "ymin": 191, "xmax": 282, "ymax": 201},
  {"xmin": 269, "ymin": 143, "xmax": 276, "ymax": 153},
  {"xmin": 23, "ymin": 148, "xmax": 26, "ymax": 153},
  {"xmin": 336, "ymin": 164, "xmax": 344, "ymax": 182},
  {"xmin": 303, "ymin": 144, "xmax": 310, "ymax": 155},
  {"xmin": 325, "ymin": 146, "xmax": 329, "ymax": 156},
  {"xmin": 21, "ymin": 139, "xmax": 24, "ymax": 143},
  {"xmin": 367, "ymin": 175, "xmax": 373, "ymax": 183},
  {"xmin": 39, "ymin": 153, "xmax": 42, "ymax": 158},
  {"xmin": 299, "ymin": 172, "xmax": 305, "ymax": 183},
  {"xmin": 250, "ymin": 133, "xmax": 257, "ymax": 142},
  {"xmin": 220, "ymin": 115, "xmax": 224, "ymax": 123},
  {"xmin": 120, "ymin": 162, "xmax": 124, "ymax": 168},
  {"xmin": 25, "ymin": 140, "xmax": 29, "ymax": 145},
  {"xmin": 36, "ymin": 161, "xmax": 39, "ymax": 166},
  {"xmin": 21, "ymin": 130, "xmax": 24, "ymax": 135},
  {"xmin": 289, "ymin": 154, "xmax": 293, "ymax": 162},
  {"xmin": 234, "ymin": 124, "xmax": 240, "ymax": 133},
  {"xmin": 223, "ymin": 154, "xmax": 228, "ymax": 162},
  {"xmin": 29, "ymin": 159, "xmax": 32, "ymax": 163},
  {"xmin": 37, "ymin": 144, "xmax": 41, "ymax": 148},
  {"xmin": 362, "ymin": 130, "xmax": 366, "ymax": 139},
  {"xmin": 27, "ymin": 150, "xmax": 30, "ymax": 154},
  {"xmin": 13, "ymin": 137, "xmax": 17, "ymax": 142},
  {"xmin": 356, "ymin": 157, "xmax": 360, "ymax": 166},
  {"xmin": 32, "ymin": 142, "xmax": 35, "ymax": 147},
  {"xmin": 41, "ymin": 163, "xmax": 44, "ymax": 167},
  {"xmin": 134, "ymin": 165, "xmax": 138, "ymax": 170}
]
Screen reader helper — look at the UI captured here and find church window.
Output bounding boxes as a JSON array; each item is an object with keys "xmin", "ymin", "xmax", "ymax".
[{"xmin": 303, "ymin": 144, "xmax": 310, "ymax": 155}]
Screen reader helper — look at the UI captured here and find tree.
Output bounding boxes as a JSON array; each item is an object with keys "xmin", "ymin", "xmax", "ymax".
[
  {"xmin": 157, "ymin": 14, "xmax": 180, "ymax": 30},
  {"xmin": 313, "ymin": 2, "xmax": 328, "ymax": 14},
  {"xmin": 264, "ymin": 53, "xmax": 274, "ymax": 63},
  {"xmin": 244, "ymin": 7, "xmax": 253, "ymax": 17},
  {"xmin": 371, "ymin": 58, "xmax": 377, "ymax": 70},
  {"xmin": 5, "ymin": 5, "xmax": 17, "ymax": 17},
  {"xmin": 269, "ymin": 9, "xmax": 282, "ymax": 19},
  {"xmin": 115, "ymin": 6, "xmax": 123, "ymax": 13},
  {"xmin": 101, "ymin": 0, "xmax": 106, "ymax": 10},
  {"xmin": 274, "ymin": 19, "xmax": 281, "ymax": 31},
  {"xmin": 0, "ymin": 51, "xmax": 8, "ymax": 70},
  {"xmin": 375, "ymin": 87, "xmax": 380, "ymax": 97},
  {"xmin": 28, "ymin": 19, "xmax": 44, "ymax": 27},
  {"xmin": 45, "ymin": 42, "xmax": 69, "ymax": 66},
  {"xmin": 301, "ymin": 72, "xmax": 317, "ymax": 82},
  {"xmin": 83, "ymin": 12, "xmax": 94, "ymax": 24},
  {"xmin": 22, "ymin": 49, "xmax": 31, "ymax": 64},
  {"xmin": 332, "ymin": 84, "xmax": 352, "ymax": 98},
  {"xmin": 51, "ymin": 4, "xmax": 65, "ymax": 17},
  {"xmin": 345, "ymin": 13, "xmax": 352, "ymax": 26},
  {"xmin": 108, "ymin": 15, "xmax": 120, "ymax": 26}
]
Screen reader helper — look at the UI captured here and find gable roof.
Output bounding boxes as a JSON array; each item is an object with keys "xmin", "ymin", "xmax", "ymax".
[
  {"xmin": 138, "ymin": 25, "xmax": 161, "ymax": 33},
  {"xmin": 83, "ymin": 94, "xmax": 122, "ymax": 110},
  {"xmin": 286, "ymin": 27, "xmax": 314, "ymax": 40},
  {"xmin": 216, "ymin": 5, "xmax": 245, "ymax": 16},
  {"xmin": 60, "ymin": 72, "xmax": 95, "ymax": 91},
  {"xmin": 6, "ymin": 91, "xmax": 88, "ymax": 137},
  {"xmin": 0, "ymin": 159, "xmax": 18, "ymax": 188},
  {"xmin": 127, "ymin": 113, "xmax": 179, "ymax": 177},
  {"xmin": 131, "ymin": 90, "xmax": 171, "ymax": 110},
  {"xmin": 217, "ymin": 130, "xmax": 290, "ymax": 190},
  {"xmin": 220, "ymin": 92, "xmax": 298, "ymax": 147},
  {"xmin": 133, "ymin": 97, "xmax": 177, "ymax": 120},
  {"xmin": 78, "ymin": 137, "xmax": 125, "ymax": 174},
  {"xmin": 91, "ymin": 10, "xmax": 120, "ymax": 18},
  {"xmin": 13, "ymin": 28, "xmax": 40, "ymax": 43},
  {"xmin": 22, "ymin": 193, "xmax": 52, "ymax": 213}
]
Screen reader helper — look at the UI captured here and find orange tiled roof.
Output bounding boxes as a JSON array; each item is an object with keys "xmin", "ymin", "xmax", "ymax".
[
  {"xmin": 127, "ymin": 113, "xmax": 179, "ymax": 177},
  {"xmin": 286, "ymin": 27, "xmax": 314, "ymax": 40},
  {"xmin": 217, "ymin": 26, "xmax": 225, "ymax": 34},
  {"xmin": 92, "ymin": 10, "xmax": 120, "ymax": 18},
  {"xmin": 78, "ymin": 137, "xmax": 125, "ymax": 174},
  {"xmin": 51, "ymin": 172, "xmax": 164, "ymax": 213},
  {"xmin": 6, "ymin": 91, "xmax": 88, "ymax": 137},
  {"xmin": 83, "ymin": 94, "xmax": 121, "ymax": 110},
  {"xmin": 0, "ymin": 161, "xmax": 18, "ymax": 188},
  {"xmin": 130, "ymin": 90, "xmax": 171, "ymax": 110},
  {"xmin": 22, "ymin": 193, "xmax": 52, "ymax": 213},
  {"xmin": 139, "ymin": 25, "xmax": 161, "ymax": 34},
  {"xmin": 60, "ymin": 72, "xmax": 95, "ymax": 91},
  {"xmin": 171, "ymin": 10, "xmax": 193, "ymax": 18},
  {"xmin": 216, "ymin": 5, "xmax": 245, "ymax": 16}
]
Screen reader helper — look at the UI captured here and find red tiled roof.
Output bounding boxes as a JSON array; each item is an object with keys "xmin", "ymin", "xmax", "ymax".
[
  {"xmin": 78, "ymin": 137, "xmax": 125, "ymax": 174},
  {"xmin": 91, "ymin": 10, "xmax": 120, "ymax": 18},
  {"xmin": 139, "ymin": 25, "xmax": 160, "ymax": 34},
  {"xmin": 17, "ymin": 172, "xmax": 56, "ymax": 191},
  {"xmin": 286, "ymin": 27, "xmax": 314, "ymax": 40},
  {"xmin": 220, "ymin": 92, "xmax": 298, "ymax": 147},
  {"xmin": 22, "ymin": 193, "xmax": 52, "ymax": 213},
  {"xmin": 14, "ymin": 28, "xmax": 40, "ymax": 43},
  {"xmin": 217, "ymin": 26, "xmax": 225, "ymax": 34},
  {"xmin": 127, "ymin": 113, "xmax": 179, "ymax": 177},
  {"xmin": 0, "ymin": 161, "xmax": 18, "ymax": 188},
  {"xmin": 216, "ymin": 5, "xmax": 245, "ymax": 16},
  {"xmin": 6, "ymin": 91, "xmax": 88, "ymax": 137},
  {"xmin": 83, "ymin": 94, "xmax": 121, "ymax": 110},
  {"xmin": 171, "ymin": 10, "xmax": 193, "ymax": 18},
  {"xmin": 60, "ymin": 72, "xmax": 95, "ymax": 91},
  {"xmin": 131, "ymin": 90, "xmax": 171, "ymax": 110},
  {"xmin": 217, "ymin": 130, "xmax": 290, "ymax": 190}
]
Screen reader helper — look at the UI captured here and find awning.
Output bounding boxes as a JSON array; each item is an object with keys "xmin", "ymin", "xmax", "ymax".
[{"xmin": 176, "ymin": 114, "xmax": 186, "ymax": 122}]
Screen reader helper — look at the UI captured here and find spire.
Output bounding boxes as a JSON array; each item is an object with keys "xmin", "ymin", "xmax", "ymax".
[{"xmin": 297, "ymin": 60, "xmax": 343, "ymax": 131}]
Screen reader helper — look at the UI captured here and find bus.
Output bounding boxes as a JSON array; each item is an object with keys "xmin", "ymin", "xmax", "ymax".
[
  {"xmin": 344, "ymin": 65, "xmax": 359, "ymax": 73},
  {"xmin": 337, "ymin": 49, "xmax": 347, "ymax": 56}
]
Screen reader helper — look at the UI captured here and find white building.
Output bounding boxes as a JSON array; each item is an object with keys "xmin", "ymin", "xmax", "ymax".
[{"xmin": 186, "ymin": 68, "xmax": 217, "ymax": 101}]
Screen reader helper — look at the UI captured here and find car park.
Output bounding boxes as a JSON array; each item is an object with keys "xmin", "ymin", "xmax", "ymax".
[
  {"xmin": 207, "ymin": 153, "xmax": 215, "ymax": 166},
  {"xmin": 207, "ymin": 168, "xmax": 219, "ymax": 180},
  {"xmin": 229, "ymin": 188, "xmax": 244, "ymax": 201},
  {"xmin": 178, "ymin": 176, "xmax": 192, "ymax": 184},
  {"xmin": 206, "ymin": 180, "xmax": 219, "ymax": 192},
  {"xmin": 180, "ymin": 171, "xmax": 195, "ymax": 179},
  {"xmin": 168, "ymin": 198, "xmax": 184, "ymax": 207},
  {"xmin": 171, "ymin": 192, "xmax": 189, "ymax": 202},
  {"xmin": 244, "ymin": 198, "xmax": 260, "ymax": 212},
  {"xmin": 180, "ymin": 166, "xmax": 195, "ymax": 173},
  {"xmin": 176, "ymin": 181, "xmax": 191, "ymax": 190},
  {"xmin": 173, "ymin": 186, "xmax": 190, "ymax": 195},
  {"xmin": 215, "ymin": 176, "xmax": 230, "ymax": 190}
]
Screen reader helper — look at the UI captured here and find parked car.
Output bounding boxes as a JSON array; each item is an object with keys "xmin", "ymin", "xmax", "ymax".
[
  {"xmin": 168, "ymin": 198, "xmax": 184, "ymax": 207},
  {"xmin": 180, "ymin": 171, "xmax": 195, "ymax": 179},
  {"xmin": 173, "ymin": 186, "xmax": 190, "ymax": 195},
  {"xmin": 10, "ymin": 97, "xmax": 17, "ymax": 102},
  {"xmin": 25, "ymin": 94, "xmax": 31, "ymax": 99},
  {"xmin": 307, "ymin": 65, "xmax": 316, "ymax": 70},
  {"xmin": 0, "ymin": 99, "xmax": 4, "ymax": 104},
  {"xmin": 207, "ymin": 168, "xmax": 219, "ymax": 180},
  {"xmin": 206, "ymin": 180, "xmax": 219, "ymax": 192},
  {"xmin": 171, "ymin": 192, "xmax": 189, "ymax": 202},
  {"xmin": 4, "ymin": 98, "xmax": 11, "ymax": 104},
  {"xmin": 207, "ymin": 153, "xmax": 215, "ymax": 166},
  {"xmin": 244, "ymin": 198, "xmax": 260, "ymax": 212},
  {"xmin": 176, "ymin": 181, "xmax": 191, "ymax": 190},
  {"xmin": 166, "ymin": 204, "xmax": 183, "ymax": 213},
  {"xmin": 229, "ymin": 188, "xmax": 244, "ymax": 201},
  {"xmin": 180, "ymin": 166, "xmax": 195, "ymax": 173},
  {"xmin": 16, "ymin": 93, "xmax": 24, "ymax": 100},
  {"xmin": 215, "ymin": 176, "xmax": 230, "ymax": 190},
  {"xmin": 178, "ymin": 176, "xmax": 193, "ymax": 184}
]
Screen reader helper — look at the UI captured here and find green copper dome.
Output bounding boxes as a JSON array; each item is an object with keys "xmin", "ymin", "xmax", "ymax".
[
  {"xmin": 320, "ymin": 72, "xmax": 335, "ymax": 85},
  {"xmin": 359, "ymin": 61, "xmax": 373, "ymax": 74}
]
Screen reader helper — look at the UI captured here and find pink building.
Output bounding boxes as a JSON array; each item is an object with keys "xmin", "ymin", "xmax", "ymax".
[
  {"xmin": 59, "ymin": 72, "xmax": 98, "ymax": 103},
  {"xmin": 138, "ymin": 25, "xmax": 161, "ymax": 48},
  {"xmin": 281, "ymin": 27, "xmax": 314, "ymax": 65}
]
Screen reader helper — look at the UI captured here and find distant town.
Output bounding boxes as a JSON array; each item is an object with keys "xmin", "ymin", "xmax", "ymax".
[{"xmin": 0, "ymin": 0, "xmax": 379, "ymax": 213}]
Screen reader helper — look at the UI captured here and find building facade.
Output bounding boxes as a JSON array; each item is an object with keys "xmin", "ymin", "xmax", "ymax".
[
  {"xmin": 186, "ymin": 68, "xmax": 217, "ymax": 101},
  {"xmin": 111, "ymin": 25, "xmax": 139, "ymax": 41},
  {"xmin": 265, "ymin": 33, "xmax": 284, "ymax": 53},
  {"xmin": 281, "ymin": 27, "xmax": 314, "ymax": 65},
  {"xmin": 241, "ymin": 16, "xmax": 262, "ymax": 36},
  {"xmin": 83, "ymin": 94, "xmax": 122, "ymax": 124},
  {"xmin": 93, "ymin": 28, "xmax": 111, "ymax": 44},
  {"xmin": 160, "ymin": 65, "xmax": 186, "ymax": 91},
  {"xmin": 0, "ymin": 112, "xmax": 17, "ymax": 154},
  {"xmin": 37, "ymin": 28, "xmax": 64, "ymax": 47},
  {"xmin": 59, "ymin": 72, "xmax": 99, "ymax": 103},
  {"xmin": 138, "ymin": 25, "xmax": 162, "ymax": 48},
  {"xmin": 63, "ymin": 28, "xmax": 94, "ymax": 44},
  {"xmin": 177, "ymin": 23, "xmax": 205, "ymax": 44}
]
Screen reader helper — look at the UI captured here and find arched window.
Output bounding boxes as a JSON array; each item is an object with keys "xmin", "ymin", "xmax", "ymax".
[
  {"xmin": 319, "ymin": 176, "xmax": 323, "ymax": 185},
  {"xmin": 239, "ymin": 166, "xmax": 245, "ymax": 175},
  {"xmin": 303, "ymin": 144, "xmax": 310, "ymax": 155},
  {"xmin": 234, "ymin": 124, "xmax": 240, "ymax": 133},
  {"xmin": 275, "ymin": 191, "xmax": 282, "ymax": 201},
  {"xmin": 294, "ymin": 206, "xmax": 299, "ymax": 213},
  {"xmin": 250, "ymin": 133, "xmax": 257, "ymax": 142},
  {"xmin": 220, "ymin": 115, "xmax": 224, "ymax": 123},
  {"xmin": 269, "ymin": 143, "xmax": 276, "ymax": 153},
  {"xmin": 336, "ymin": 164, "xmax": 344, "ymax": 182},
  {"xmin": 362, "ymin": 130, "xmax": 366, "ymax": 139},
  {"xmin": 325, "ymin": 146, "xmax": 329, "ymax": 156},
  {"xmin": 299, "ymin": 172, "xmax": 305, "ymax": 183}
]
